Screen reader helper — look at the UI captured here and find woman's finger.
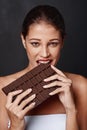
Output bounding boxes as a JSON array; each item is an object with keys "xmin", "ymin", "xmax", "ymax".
[
  {"xmin": 49, "ymin": 87, "xmax": 62, "ymax": 95},
  {"xmin": 43, "ymin": 80, "xmax": 71, "ymax": 89},
  {"xmin": 13, "ymin": 88, "xmax": 32, "ymax": 106},
  {"xmin": 6, "ymin": 90, "xmax": 23, "ymax": 107},
  {"xmin": 20, "ymin": 102, "xmax": 36, "ymax": 117},
  {"xmin": 49, "ymin": 85, "xmax": 71, "ymax": 95},
  {"xmin": 44, "ymin": 74, "xmax": 72, "ymax": 84},
  {"xmin": 19, "ymin": 94, "xmax": 36, "ymax": 110},
  {"xmin": 51, "ymin": 65, "xmax": 66, "ymax": 77}
]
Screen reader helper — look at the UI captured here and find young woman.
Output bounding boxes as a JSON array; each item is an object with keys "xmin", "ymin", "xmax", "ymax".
[{"xmin": 0, "ymin": 5, "xmax": 87, "ymax": 130}]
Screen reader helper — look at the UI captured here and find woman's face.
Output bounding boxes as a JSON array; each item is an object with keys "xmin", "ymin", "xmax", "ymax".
[{"xmin": 21, "ymin": 22, "xmax": 63, "ymax": 70}]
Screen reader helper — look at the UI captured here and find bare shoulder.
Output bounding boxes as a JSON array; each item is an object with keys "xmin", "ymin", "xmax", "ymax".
[
  {"xmin": 65, "ymin": 72, "xmax": 87, "ymax": 128},
  {"xmin": 0, "ymin": 68, "xmax": 28, "ymax": 90},
  {"xmin": 65, "ymin": 72, "xmax": 87, "ymax": 109},
  {"xmin": 67, "ymin": 73, "xmax": 87, "ymax": 109},
  {"xmin": 0, "ymin": 76, "xmax": 14, "ymax": 90},
  {"xmin": 65, "ymin": 72, "xmax": 87, "ymax": 103},
  {"xmin": 0, "ymin": 71, "xmax": 22, "ymax": 107},
  {"xmin": 65, "ymin": 72, "xmax": 87, "ymax": 93}
]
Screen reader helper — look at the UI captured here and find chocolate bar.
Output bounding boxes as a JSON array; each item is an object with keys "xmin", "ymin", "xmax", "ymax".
[{"xmin": 2, "ymin": 63, "xmax": 58, "ymax": 108}]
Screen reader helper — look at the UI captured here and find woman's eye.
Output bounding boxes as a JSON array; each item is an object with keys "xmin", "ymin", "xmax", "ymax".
[
  {"xmin": 30, "ymin": 42, "xmax": 40, "ymax": 47},
  {"xmin": 49, "ymin": 42, "xmax": 59, "ymax": 47}
]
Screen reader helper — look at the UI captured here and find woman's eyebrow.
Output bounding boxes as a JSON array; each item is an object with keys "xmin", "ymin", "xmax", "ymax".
[
  {"xmin": 49, "ymin": 39, "xmax": 60, "ymax": 41},
  {"xmin": 27, "ymin": 38, "xmax": 61, "ymax": 42},
  {"xmin": 28, "ymin": 38, "xmax": 41, "ymax": 41}
]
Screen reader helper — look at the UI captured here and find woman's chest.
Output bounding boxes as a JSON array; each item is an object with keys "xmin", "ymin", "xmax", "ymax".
[{"xmin": 28, "ymin": 95, "xmax": 65, "ymax": 115}]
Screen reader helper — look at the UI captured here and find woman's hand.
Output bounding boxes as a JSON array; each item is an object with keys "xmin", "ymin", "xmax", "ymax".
[
  {"xmin": 43, "ymin": 65, "xmax": 76, "ymax": 113},
  {"xmin": 6, "ymin": 89, "xmax": 36, "ymax": 130}
]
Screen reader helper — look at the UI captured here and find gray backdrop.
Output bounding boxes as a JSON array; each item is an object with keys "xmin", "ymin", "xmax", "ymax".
[{"xmin": 0, "ymin": 0, "xmax": 87, "ymax": 77}]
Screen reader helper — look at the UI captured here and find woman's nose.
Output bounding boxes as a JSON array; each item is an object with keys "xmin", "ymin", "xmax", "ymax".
[{"xmin": 40, "ymin": 47, "xmax": 50, "ymax": 58}]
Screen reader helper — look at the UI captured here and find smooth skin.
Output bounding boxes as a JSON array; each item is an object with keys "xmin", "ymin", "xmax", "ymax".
[{"xmin": 0, "ymin": 22, "xmax": 87, "ymax": 130}]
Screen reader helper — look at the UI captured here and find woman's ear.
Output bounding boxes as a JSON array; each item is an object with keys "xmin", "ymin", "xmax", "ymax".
[{"xmin": 21, "ymin": 34, "xmax": 26, "ymax": 49}]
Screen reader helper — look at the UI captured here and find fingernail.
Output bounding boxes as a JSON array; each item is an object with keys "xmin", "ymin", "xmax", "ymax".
[
  {"xmin": 19, "ymin": 89, "xmax": 23, "ymax": 92},
  {"xmin": 32, "ymin": 94, "xmax": 36, "ymax": 98},
  {"xmin": 51, "ymin": 65, "xmax": 53, "ymax": 68},
  {"xmin": 28, "ymin": 88, "xmax": 32, "ymax": 92},
  {"xmin": 49, "ymin": 92, "xmax": 53, "ymax": 95},
  {"xmin": 43, "ymin": 85, "xmax": 47, "ymax": 88},
  {"xmin": 32, "ymin": 102, "xmax": 35, "ymax": 106},
  {"xmin": 44, "ymin": 79, "xmax": 47, "ymax": 81}
]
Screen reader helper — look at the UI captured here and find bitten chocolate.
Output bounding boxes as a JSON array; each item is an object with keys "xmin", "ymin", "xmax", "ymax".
[{"xmin": 2, "ymin": 63, "xmax": 58, "ymax": 108}]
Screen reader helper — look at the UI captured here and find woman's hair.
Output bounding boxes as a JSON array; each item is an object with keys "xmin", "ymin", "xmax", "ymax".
[{"xmin": 21, "ymin": 5, "xmax": 66, "ymax": 39}]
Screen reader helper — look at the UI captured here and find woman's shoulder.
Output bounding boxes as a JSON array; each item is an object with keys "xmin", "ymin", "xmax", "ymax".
[
  {"xmin": 65, "ymin": 72, "xmax": 87, "ymax": 109},
  {"xmin": 65, "ymin": 72, "xmax": 87, "ymax": 90},
  {"xmin": 65, "ymin": 72, "xmax": 87, "ymax": 127},
  {"xmin": 0, "ymin": 67, "xmax": 29, "ymax": 90},
  {"xmin": 64, "ymin": 72, "xmax": 87, "ymax": 106},
  {"xmin": 0, "ymin": 75, "xmax": 16, "ymax": 90}
]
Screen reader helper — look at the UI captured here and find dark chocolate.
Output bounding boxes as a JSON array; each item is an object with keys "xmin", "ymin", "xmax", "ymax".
[{"xmin": 2, "ymin": 63, "xmax": 58, "ymax": 108}]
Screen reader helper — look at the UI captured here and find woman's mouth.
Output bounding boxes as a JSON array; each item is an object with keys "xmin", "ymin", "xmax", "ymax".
[{"xmin": 36, "ymin": 60, "xmax": 52, "ymax": 65}]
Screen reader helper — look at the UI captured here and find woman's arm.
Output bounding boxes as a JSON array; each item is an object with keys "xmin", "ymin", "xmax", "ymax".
[
  {"xmin": 66, "ymin": 108, "xmax": 78, "ymax": 130},
  {"xmin": 43, "ymin": 65, "xmax": 79, "ymax": 130}
]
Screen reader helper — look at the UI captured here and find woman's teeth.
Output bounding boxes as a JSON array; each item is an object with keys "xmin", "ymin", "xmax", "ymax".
[{"xmin": 37, "ymin": 60, "xmax": 51, "ymax": 64}]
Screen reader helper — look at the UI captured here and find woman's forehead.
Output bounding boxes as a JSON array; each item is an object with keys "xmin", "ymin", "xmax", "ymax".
[{"xmin": 28, "ymin": 22, "xmax": 61, "ymax": 36}]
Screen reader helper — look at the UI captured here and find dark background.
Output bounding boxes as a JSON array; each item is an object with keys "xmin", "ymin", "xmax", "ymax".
[{"xmin": 0, "ymin": 0, "xmax": 87, "ymax": 77}]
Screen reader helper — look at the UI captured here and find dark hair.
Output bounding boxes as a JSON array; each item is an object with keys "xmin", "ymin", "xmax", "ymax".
[{"xmin": 21, "ymin": 5, "xmax": 66, "ymax": 39}]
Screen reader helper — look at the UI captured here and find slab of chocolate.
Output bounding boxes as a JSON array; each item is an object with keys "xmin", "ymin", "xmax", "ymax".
[{"xmin": 2, "ymin": 63, "xmax": 58, "ymax": 108}]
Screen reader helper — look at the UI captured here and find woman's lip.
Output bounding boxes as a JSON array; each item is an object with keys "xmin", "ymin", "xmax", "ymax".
[{"xmin": 36, "ymin": 59, "xmax": 52, "ymax": 64}]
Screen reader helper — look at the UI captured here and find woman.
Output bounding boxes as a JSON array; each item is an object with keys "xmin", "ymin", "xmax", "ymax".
[{"xmin": 0, "ymin": 5, "xmax": 87, "ymax": 130}]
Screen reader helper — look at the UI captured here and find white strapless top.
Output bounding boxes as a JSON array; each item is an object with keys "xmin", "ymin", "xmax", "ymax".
[{"xmin": 25, "ymin": 114, "xmax": 66, "ymax": 130}]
